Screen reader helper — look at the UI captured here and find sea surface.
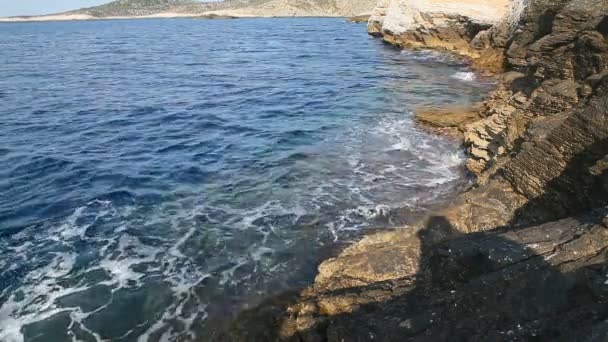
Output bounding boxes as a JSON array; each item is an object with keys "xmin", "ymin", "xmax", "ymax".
[{"xmin": 0, "ymin": 18, "xmax": 493, "ymax": 341}]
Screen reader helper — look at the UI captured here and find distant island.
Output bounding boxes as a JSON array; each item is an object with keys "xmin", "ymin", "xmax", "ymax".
[{"xmin": 0, "ymin": 0, "xmax": 376, "ymax": 22}]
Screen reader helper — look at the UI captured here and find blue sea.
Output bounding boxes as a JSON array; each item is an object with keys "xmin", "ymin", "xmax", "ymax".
[{"xmin": 0, "ymin": 18, "xmax": 492, "ymax": 341}]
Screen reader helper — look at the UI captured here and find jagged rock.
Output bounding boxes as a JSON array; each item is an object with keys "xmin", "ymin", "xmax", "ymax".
[
  {"xmin": 463, "ymin": 0, "xmax": 608, "ymax": 177},
  {"xmin": 449, "ymin": 3, "xmax": 608, "ymax": 230},
  {"xmin": 368, "ymin": 0, "xmax": 512, "ymax": 72}
]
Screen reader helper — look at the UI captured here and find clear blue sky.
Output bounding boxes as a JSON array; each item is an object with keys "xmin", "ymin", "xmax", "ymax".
[{"xmin": 0, "ymin": 0, "xmax": 111, "ymax": 16}]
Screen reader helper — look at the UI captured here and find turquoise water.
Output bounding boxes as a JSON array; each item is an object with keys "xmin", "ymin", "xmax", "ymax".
[{"xmin": 0, "ymin": 18, "xmax": 492, "ymax": 341}]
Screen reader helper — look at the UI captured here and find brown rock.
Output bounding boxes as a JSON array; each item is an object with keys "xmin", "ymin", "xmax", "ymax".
[{"xmin": 414, "ymin": 104, "xmax": 482, "ymax": 140}]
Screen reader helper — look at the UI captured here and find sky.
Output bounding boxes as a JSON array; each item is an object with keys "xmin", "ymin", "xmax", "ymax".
[{"xmin": 0, "ymin": 0, "xmax": 110, "ymax": 17}]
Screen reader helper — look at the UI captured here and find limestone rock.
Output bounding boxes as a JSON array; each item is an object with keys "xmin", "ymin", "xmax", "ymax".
[
  {"xmin": 368, "ymin": 0, "xmax": 512, "ymax": 72},
  {"xmin": 369, "ymin": 0, "xmax": 510, "ymax": 36}
]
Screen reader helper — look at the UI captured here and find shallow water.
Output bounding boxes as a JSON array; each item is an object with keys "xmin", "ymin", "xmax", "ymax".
[{"xmin": 0, "ymin": 18, "xmax": 493, "ymax": 341}]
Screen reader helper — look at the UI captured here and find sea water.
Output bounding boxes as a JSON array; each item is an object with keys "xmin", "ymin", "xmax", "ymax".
[{"xmin": 0, "ymin": 18, "xmax": 494, "ymax": 341}]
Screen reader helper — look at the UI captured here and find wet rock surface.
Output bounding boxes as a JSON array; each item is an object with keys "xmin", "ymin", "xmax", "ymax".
[{"xmin": 214, "ymin": 0, "xmax": 608, "ymax": 340}]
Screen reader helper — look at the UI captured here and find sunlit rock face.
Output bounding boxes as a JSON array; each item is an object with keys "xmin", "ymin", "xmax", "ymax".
[
  {"xmin": 368, "ymin": 0, "xmax": 512, "ymax": 73},
  {"xmin": 369, "ymin": 0, "xmax": 510, "ymax": 36}
]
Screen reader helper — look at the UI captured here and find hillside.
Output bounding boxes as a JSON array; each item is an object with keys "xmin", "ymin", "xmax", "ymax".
[
  {"xmin": 207, "ymin": 0, "xmax": 377, "ymax": 17},
  {"xmin": 72, "ymin": 0, "xmax": 208, "ymax": 17},
  {"xmin": 70, "ymin": 0, "xmax": 260, "ymax": 17},
  {"xmin": 0, "ymin": 0, "xmax": 376, "ymax": 21}
]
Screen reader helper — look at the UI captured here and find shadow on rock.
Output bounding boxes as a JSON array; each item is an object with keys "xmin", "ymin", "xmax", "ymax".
[{"xmin": 215, "ymin": 212, "xmax": 608, "ymax": 341}]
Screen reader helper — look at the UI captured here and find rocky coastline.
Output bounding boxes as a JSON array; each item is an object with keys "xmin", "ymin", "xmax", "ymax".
[{"xmin": 216, "ymin": 0, "xmax": 608, "ymax": 340}]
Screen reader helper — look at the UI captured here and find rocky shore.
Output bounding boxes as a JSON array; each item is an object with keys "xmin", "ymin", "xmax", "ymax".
[{"xmin": 215, "ymin": 0, "xmax": 608, "ymax": 340}]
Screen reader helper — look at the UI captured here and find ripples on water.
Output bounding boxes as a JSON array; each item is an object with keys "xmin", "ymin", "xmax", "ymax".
[{"xmin": 0, "ymin": 18, "xmax": 494, "ymax": 341}]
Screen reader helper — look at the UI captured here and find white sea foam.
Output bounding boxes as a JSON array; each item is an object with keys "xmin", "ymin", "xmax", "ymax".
[
  {"xmin": 390, "ymin": 136, "xmax": 413, "ymax": 151},
  {"xmin": 451, "ymin": 71, "xmax": 477, "ymax": 81},
  {"xmin": 0, "ymin": 199, "xmax": 215, "ymax": 342},
  {"xmin": 1, "ymin": 109, "xmax": 469, "ymax": 342},
  {"xmin": 98, "ymin": 235, "xmax": 158, "ymax": 288},
  {"xmin": 0, "ymin": 251, "xmax": 84, "ymax": 342},
  {"xmin": 313, "ymin": 112, "xmax": 468, "ymax": 242}
]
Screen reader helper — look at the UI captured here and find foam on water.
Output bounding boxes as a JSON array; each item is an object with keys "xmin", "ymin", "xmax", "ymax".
[
  {"xmin": 451, "ymin": 71, "xmax": 477, "ymax": 82},
  {"xmin": 0, "ymin": 199, "xmax": 214, "ymax": 342},
  {"xmin": 310, "ymin": 114, "xmax": 468, "ymax": 240},
  {"xmin": 0, "ymin": 112, "xmax": 470, "ymax": 341}
]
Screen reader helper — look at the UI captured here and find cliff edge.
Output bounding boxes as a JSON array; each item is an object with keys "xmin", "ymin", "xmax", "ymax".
[{"xmin": 216, "ymin": 0, "xmax": 608, "ymax": 341}]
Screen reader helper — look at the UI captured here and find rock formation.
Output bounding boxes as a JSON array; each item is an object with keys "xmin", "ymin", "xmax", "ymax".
[
  {"xmin": 368, "ymin": 0, "xmax": 512, "ymax": 73},
  {"xmin": 414, "ymin": 105, "xmax": 482, "ymax": 140},
  {"xmin": 215, "ymin": 0, "xmax": 608, "ymax": 340}
]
